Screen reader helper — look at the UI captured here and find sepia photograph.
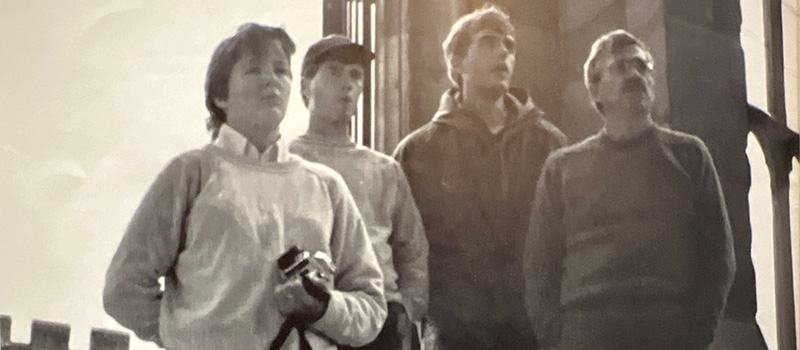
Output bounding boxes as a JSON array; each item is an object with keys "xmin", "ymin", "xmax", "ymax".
[{"xmin": 1, "ymin": 0, "xmax": 798, "ymax": 349}]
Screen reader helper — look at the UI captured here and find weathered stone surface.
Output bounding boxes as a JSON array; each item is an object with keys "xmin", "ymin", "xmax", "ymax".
[
  {"xmin": 407, "ymin": 0, "xmax": 461, "ymax": 130},
  {"xmin": 512, "ymin": 23, "xmax": 562, "ymax": 124},
  {"xmin": 626, "ymin": 0, "xmax": 664, "ymax": 32},
  {"xmin": 560, "ymin": 80, "xmax": 603, "ymax": 141},
  {"xmin": 503, "ymin": 0, "xmax": 560, "ymax": 30},
  {"xmin": 665, "ymin": 16, "xmax": 749, "ymax": 165},
  {"xmin": 664, "ymin": 0, "xmax": 714, "ymax": 28},
  {"xmin": 561, "ymin": 0, "xmax": 626, "ymax": 79},
  {"xmin": 560, "ymin": 0, "xmax": 619, "ymax": 33},
  {"xmin": 713, "ymin": 0, "xmax": 742, "ymax": 34}
]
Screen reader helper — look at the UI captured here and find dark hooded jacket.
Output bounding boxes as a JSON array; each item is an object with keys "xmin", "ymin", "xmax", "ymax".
[{"xmin": 393, "ymin": 87, "xmax": 567, "ymax": 349}]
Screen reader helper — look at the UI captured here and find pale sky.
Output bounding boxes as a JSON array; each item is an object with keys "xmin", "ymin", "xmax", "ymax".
[{"xmin": 0, "ymin": 1, "xmax": 797, "ymax": 350}]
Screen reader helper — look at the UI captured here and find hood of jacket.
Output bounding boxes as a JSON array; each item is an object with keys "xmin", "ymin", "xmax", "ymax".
[{"xmin": 431, "ymin": 86, "xmax": 545, "ymax": 134}]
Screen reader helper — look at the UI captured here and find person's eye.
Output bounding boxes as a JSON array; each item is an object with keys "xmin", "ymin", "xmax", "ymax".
[{"xmin": 329, "ymin": 64, "xmax": 344, "ymax": 77}]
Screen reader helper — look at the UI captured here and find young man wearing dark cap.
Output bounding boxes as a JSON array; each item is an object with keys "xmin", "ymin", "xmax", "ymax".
[{"xmin": 290, "ymin": 35, "xmax": 429, "ymax": 350}]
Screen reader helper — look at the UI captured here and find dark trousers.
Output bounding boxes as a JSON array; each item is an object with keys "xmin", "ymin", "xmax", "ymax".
[{"xmin": 555, "ymin": 301, "xmax": 708, "ymax": 350}]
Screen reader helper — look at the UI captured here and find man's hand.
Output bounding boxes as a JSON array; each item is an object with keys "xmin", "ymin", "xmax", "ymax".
[{"xmin": 275, "ymin": 274, "xmax": 331, "ymax": 321}]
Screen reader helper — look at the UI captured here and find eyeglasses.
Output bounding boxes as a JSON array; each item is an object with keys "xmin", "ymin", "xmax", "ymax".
[{"xmin": 606, "ymin": 56, "xmax": 654, "ymax": 75}]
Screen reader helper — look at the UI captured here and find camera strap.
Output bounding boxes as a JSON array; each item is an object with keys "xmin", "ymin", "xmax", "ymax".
[
  {"xmin": 269, "ymin": 275, "xmax": 330, "ymax": 350},
  {"xmin": 269, "ymin": 315, "xmax": 313, "ymax": 350}
]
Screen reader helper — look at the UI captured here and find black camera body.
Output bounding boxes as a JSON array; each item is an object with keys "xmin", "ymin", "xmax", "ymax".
[{"xmin": 277, "ymin": 246, "xmax": 335, "ymax": 282}]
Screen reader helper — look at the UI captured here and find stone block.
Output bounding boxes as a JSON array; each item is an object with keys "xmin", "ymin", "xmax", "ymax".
[
  {"xmin": 30, "ymin": 320, "xmax": 70, "ymax": 350},
  {"xmin": 1, "ymin": 315, "xmax": 10, "ymax": 345},
  {"xmin": 89, "ymin": 328, "xmax": 130, "ymax": 350}
]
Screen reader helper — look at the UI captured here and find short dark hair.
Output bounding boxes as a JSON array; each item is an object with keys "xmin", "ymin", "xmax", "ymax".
[
  {"xmin": 584, "ymin": 29, "xmax": 653, "ymax": 111},
  {"xmin": 204, "ymin": 23, "xmax": 296, "ymax": 138},
  {"xmin": 442, "ymin": 3, "xmax": 514, "ymax": 87}
]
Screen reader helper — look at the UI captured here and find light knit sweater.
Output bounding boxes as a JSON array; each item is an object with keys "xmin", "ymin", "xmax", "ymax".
[
  {"xmin": 104, "ymin": 125, "xmax": 387, "ymax": 350},
  {"xmin": 289, "ymin": 133, "xmax": 429, "ymax": 323}
]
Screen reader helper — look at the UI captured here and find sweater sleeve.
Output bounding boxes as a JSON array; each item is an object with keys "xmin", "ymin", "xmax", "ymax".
[
  {"xmin": 691, "ymin": 141, "xmax": 736, "ymax": 343},
  {"xmin": 311, "ymin": 175, "xmax": 387, "ymax": 346},
  {"xmin": 388, "ymin": 162, "xmax": 429, "ymax": 323},
  {"xmin": 524, "ymin": 154, "xmax": 566, "ymax": 347},
  {"xmin": 103, "ymin": 155, "xmax": 200, "ymax": 344}
]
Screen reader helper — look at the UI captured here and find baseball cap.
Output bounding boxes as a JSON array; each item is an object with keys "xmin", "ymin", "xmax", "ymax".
[{"xmin": 302, "ymin": 34, "xmax": 375, "ymax": 78}]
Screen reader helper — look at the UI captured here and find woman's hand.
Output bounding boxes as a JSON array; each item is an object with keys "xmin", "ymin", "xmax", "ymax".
[{"xmin": 275, "ymin": 273, "xmax": 331, "ymax": 321}]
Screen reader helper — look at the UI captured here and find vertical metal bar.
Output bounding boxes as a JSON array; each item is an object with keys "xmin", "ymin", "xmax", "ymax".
[
  {"xmin": 374, "ymin": 0, "xmax": 386, "ymax": 152},
  {"xmin": 370, "ymin": 2, "xmax": 377, "ymax": 149},
  {"xmin": 762, "ymin": 1, "xmax": 796, "ymax": 349},
  {"xmin": 362, "ymin": 0, "xmax": 372, "ymax": 148},
  {"xmin": 398, "ymin": 0, "xmax": 410, "ymax": 140}
]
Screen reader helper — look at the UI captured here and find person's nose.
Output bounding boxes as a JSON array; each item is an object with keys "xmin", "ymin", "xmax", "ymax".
[
  {"xmin": 343, "ymin": 76, "xmax": 360, "ymax": 94},
  {"xmin": 260, "ymin": 69, "xmax": 279, "ymax": 88}
]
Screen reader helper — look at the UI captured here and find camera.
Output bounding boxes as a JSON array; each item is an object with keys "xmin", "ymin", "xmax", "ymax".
[{"xmin": 277, "ymin": 246, "xmax": 335, "ymax": 283}]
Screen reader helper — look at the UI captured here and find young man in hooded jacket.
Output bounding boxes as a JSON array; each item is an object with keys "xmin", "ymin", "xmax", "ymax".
[{"xmin": 393, "ymin": 5, "xmax": 567, "ymax": 350}]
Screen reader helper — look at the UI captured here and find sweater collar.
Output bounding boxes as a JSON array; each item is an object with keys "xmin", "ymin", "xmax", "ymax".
[
  {"xmin": 296, "ymin": 133, "xmax": 357, "ymax": 148},
  {"xmin": 213, "ymin": 124, "xmax": 289, "ymax": 163}
]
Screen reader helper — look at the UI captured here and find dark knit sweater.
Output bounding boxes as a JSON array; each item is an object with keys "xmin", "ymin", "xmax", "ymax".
[{"xmin": 524, "ymin": 125, "xmax": 735, "ymax": 347}]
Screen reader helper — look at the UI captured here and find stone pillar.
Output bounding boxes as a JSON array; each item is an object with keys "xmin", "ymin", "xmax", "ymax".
[{"xmin": 406, "ymin": 0, "xmax": 463, "ymax": 131}]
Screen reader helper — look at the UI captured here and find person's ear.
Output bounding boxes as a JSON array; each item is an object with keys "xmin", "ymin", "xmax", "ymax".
[{"xmin": 213, "ymin": 97, "xmax": 228, "ymax": 111}]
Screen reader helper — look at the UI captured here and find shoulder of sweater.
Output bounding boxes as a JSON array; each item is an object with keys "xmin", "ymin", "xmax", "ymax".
[
  {"xmin": 548, "ymin": 132, "xmax": 604, "ymax": 161},
  {"xmin": 293, "ymin": 156, "xmax": 350, "ymax": 189},
  {"xmin": 654, "ymin": 127, "xmax": 712, "ymax": 162},
  {"xmin": 394, "ymin": 121, "xmax": 443, "ymax": 153},
  {"xmin": 292, "ymin": 138, "xmax": 400, "ymax": 171},
  {"xmin": 159, "ymin": 147, "xmax": 213, "ymax": 176},
  {"xmin": 654, "ymin": 126, "xmax": 706, "ymax": 148},
  {"xmin": 529, "ymin": 115, "xmax": 568, "ymax": 146},
  {"xmin": 351, "ymin": 145, "xmax": 402, "ymax": 170}
]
